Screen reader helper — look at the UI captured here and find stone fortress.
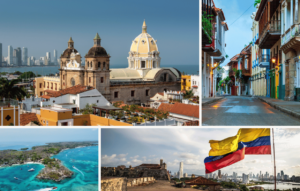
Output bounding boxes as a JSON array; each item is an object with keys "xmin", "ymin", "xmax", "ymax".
[
  {"xmin": 101, "ymin": 159, "xmax": 170, "ymax": 181},
  {"xmin": 58, "ymin": 20, "xmax": 181, "ymax": 104}
]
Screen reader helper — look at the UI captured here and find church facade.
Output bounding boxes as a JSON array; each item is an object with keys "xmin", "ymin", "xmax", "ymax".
[{"xmin": 58, "ymin": 21, "xmax": 181, "ymax": 104}]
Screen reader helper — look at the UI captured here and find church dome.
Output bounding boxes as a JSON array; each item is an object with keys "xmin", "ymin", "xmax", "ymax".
[
  {"xmin": 85, "ymin": 33, "xmax": 109, "ymax": 58},
  {"xmin": 61, "ymin": 37, "xmax": 78, "ymax": 58},
  {"xmin": 61, "ymin": 48, "xmax": 78, "ymax": 58},
  {"xmin": 130, "ymin": 20, "xmax": 158, "ymax": 56},
  {"xmin": 85, "ymin": 46, "xmax": 108, "ymax": 58}
]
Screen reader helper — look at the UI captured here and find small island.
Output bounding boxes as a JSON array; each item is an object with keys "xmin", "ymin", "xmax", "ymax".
[
  {"xmin": 20, "ymin": 148, "xmax": 29, "ymax": 150},
  {"xmin": 0, "ymin": 141, "xmax": 97, "ymax": 182}
]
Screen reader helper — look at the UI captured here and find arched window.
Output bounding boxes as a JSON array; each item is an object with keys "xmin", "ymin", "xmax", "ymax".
[
  {"xmin": 98, "ymin": 62, "xmax": 101, "ymax": 68},
  {"xmin": 91, "ymin": 61, "xmax": 93, "ymax": 68},
  {"xmin": 71, "ymin": 78, "xmax": 75, "ymax": 86},
  {"xmin": 87, "ymin": 62, "xmax": 89, "ymax": 68},
  {"xmin": 103, "ymin": 62, "xmax": 106, "ymax": 70}
]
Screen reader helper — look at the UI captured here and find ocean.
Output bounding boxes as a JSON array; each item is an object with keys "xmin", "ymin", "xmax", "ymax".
[
  {"xmin": 0, "ymin": 64, "xmax": 199, "ymax": 76},
  {"xmin": 0, "ymin": 145, "xmax": 98, "ymax": 191}
]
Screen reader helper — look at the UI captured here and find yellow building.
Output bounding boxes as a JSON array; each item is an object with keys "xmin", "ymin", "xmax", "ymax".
[
  {"xmin": 181, "ymin": 75, "xmax": 191, "ymax": 91},
  {"xmin": 0, "ymin": 105, "xmax": 20, "ymax": 126},
  {"xmin": 21, "ymin": 107, "xmax": 132, "ymax": 126},
  {"xmin": 35, "ymin": 76, "xmax": 61, "ymax": 97}
]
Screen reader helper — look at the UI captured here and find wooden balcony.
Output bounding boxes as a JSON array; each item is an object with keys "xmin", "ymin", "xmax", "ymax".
[
  {"xmin": 259, "ymin": 20, "xmax": 281, "ymax": 49},
  {"xmin": 281, "ymin": 24, "xmax": 300, "ymax": 54},
  {"xmin": 241, "ymin": 69, "xmax": 251, "ymax": 76}
]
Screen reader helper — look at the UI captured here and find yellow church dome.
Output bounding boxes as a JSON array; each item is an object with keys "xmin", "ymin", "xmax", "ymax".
[{"xmin": 130, "ymin": 20, "xmax": 158, "ymax": 57}]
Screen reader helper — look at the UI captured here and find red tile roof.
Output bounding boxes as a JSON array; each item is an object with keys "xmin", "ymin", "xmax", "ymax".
[
  {"xmin": 169, "ymin": 103, "xmax": 199, "ymax": 118},
  {"xmin": 41, "ymin": 95, "xmax": 51, "ymax": 99},
  {"xmin": 20, "ymin": 113, "xmax": 39, "ymax": 126},
  {"xmin": 44, "ymin": 85, "xmax": 94, "ymax": 98},
  {"xmin": 240, "ymin": 44, "xmax": 251, "ymax": 55},
  {"xmin": 158, "ymin": 103, "xmax": 174, "ymax": 113}
]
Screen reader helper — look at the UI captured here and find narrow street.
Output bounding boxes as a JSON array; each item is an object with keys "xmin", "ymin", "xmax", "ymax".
[{"xmin": 202, "ymin": 96, "xmax": 300, "ymax": 126}]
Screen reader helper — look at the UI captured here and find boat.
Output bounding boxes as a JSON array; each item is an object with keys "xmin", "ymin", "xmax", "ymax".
[
  {"xmin": 28, "ymin": 168, "xmax": 35, "ymax": 172},
  {"xmin": 52, "ymin": 187, "xmax": 57, "ymax": 190}
]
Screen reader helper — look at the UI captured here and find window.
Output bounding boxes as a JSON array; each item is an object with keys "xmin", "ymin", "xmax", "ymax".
[
  {"xmin": 40, "ymin": 92, "xmax": 43, "ymax": 96},
  {"xmin": 103, "ymin": 62, "xmax": 106, "ymax": 69},
  {"xmin": 51, "ymin": 83, "xmax": 53, "ymax": 89},
  {"xmin": 98, "ymin": 62, "xmax": 101, "ymax": 68},
  {"xmin": 89, "ymin": 77, "xmax": 91, "ymax": 83},
  {"xmin": 141, "ymin": 61, "xmax": 145, "ymax": 68},
  {"xmin": 146, "ymin": 89, "xmax": 149, "ymax": 96},
  {"xmin": 73, "ymin": 99, "xmax": 76, "ymax": 104},
  {"xmin": 87, "ymin": 62, "xmax": 89, "ymax": 68},
  {"xmin": 90, "ymin": 61, "xmax": 92, "ymax": 68},
  {"xmin": 55, "ymin": 83, "xmax": 57, "ymax": 90},
  {"xmin": 63, "ymin": 75, "xmax": 65, "ymax": 80},
  {"xmin": 44, "ymin": 82, "xmax": 45, "ymax": 87},
  {"xmin": 46, "ymin": 121, "xmax": 48, "ymax": 126},
  {"xmin": 101, "ymin": 77, "xmax": 104, "ymax": 83},
  {"xmin": 131, "ymin": 90, "xmax": 135, "ymax": 97},
  {"xmin": 153, "ymin": 61, "xmax": 156, "ymax": 68},
  {"xmin": 39, "ymin": 83, "xmax": 42, "ymax": 88},
  {"xmin": 47, "ymin": 82, "xmax": 49, "ymax": 88},
  {"xmin": 114, "ymin": 91, "xmax": 118, "ymax": 98},
  {"xmin": 71, "ymin": 78, "xmax": 75, "ymax": 86},
  {"xmin": 131, "ymin": 61, "xmax": 134, "ymax": 68}
]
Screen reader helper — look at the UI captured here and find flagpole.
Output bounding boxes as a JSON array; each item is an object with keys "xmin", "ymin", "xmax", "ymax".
[{"xmin": 272, "ymin": 128, "xmax": 276, "ymax": 191}]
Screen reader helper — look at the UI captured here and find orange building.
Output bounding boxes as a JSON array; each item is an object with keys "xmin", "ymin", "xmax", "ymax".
[{"xmin": 0, "ymin": 105, "xmax": 20, "ymax": 126}]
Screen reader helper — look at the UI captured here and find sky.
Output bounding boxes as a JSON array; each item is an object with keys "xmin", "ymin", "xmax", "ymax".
[
  {"xmin": 102, "ymin": 128, "xmax": 300, "ymax": 177},
  {"xmin": 212, "ymin": 0, "xmax": 257, "ymax": 67},
  {"xmin": 0, "ymin": 128, "xmax": 98, "ymax": 142},
  {"xmin": 0, "ymin": 0, "xmax": 199, "ymax": 67}
]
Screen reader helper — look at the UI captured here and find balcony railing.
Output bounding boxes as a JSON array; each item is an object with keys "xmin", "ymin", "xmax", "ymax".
[
  {"xmin": 282, "ymin": 24, "xmax": 300, "ymax": 46},
  {"xmin": 269, "ymin": 20, "xmax": 281, "ymax": 33},
  {"xmin": 259, "ymin": 54, "xmax": 270, "ymax": 63}
]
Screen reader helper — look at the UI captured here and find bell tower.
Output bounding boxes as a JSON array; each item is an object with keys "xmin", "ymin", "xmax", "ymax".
[{"xmin": 68, "ymin": 37, "xmax": 74, "ymax": 48}]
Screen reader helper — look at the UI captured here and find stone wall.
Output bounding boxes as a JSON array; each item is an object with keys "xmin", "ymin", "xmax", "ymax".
[
  {"xmin": 101, "ymin": 177, "xmax": 127, "ymax": 191},
  {"xmin": 110, "ymin": 82, "xmax": 180, "ymax": 104},
  {"xmin": 101, "ymin": 177, "xmax": 155, "ymax": 191},
  {"xmin": 101, "ymin": 167, "xmax": 170, "ymax": 181}
]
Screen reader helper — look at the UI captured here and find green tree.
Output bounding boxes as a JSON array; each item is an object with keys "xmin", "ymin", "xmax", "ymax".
[
  {"xmin": 183, "ymin": 89, "xmax": 194, "ymax": 99},
  {"xmin": 254, "ymin": 0, "xmax": 261, "ymax": 7},
  {"xmin": 0, "ymin": 78, "xmax": 26, "ymax": 101},
  {"xmin": 240, "ymin": 185, "xmax": 249, "ymax": 191},
  {"xmin": 18, "ymin": 71, "xmax": 36, "ymax": 80}
]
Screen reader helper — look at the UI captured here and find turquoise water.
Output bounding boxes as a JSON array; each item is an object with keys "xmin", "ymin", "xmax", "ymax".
[{"xmin": 0, "ymin": 146, "xmax": 98, "ymax": 191}]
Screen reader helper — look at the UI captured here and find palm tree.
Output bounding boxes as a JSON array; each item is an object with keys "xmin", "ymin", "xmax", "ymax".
[
  {"xmin": 183, "ymin": 89, "xmax": 194, "ymax": 99},
  {"xmin": 0, "ymin": 78, "xmax": 26, "ymax": 104},
  {"xmin": 254, "ymin": 0, "xmax": 261, "ymax": 7}
]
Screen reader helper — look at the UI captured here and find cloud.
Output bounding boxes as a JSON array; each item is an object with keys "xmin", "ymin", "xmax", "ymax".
[
  {"xmin": 173, "ymin": 152, "xmax": 201, "ymax": 159},
  {"xmin": 130, "ymin": 155, "xmax": 139, "ymax": 159}
]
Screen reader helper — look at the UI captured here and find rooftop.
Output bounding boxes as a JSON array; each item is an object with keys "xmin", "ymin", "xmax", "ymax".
[
  {"xmin": 170, "ymin": 103, "xmax": 199, "ymax": 118},
  {"xmin": 20, "ymin": 113, "xmax": 38, "ymax": 126},
  {"xmin": 44, "ymin": 85, "xmax": 94, "ymax": 98}
]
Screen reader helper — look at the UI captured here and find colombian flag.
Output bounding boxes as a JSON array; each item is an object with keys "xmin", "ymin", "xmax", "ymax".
[{"xmin": 204, "ymin": 128, "xmax": 271, "ymax": 173}]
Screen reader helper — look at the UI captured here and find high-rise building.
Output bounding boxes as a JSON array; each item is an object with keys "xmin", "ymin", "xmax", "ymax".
[
  {"xmin": 8, "ymin": 45, "xmax": 13, "ymax": 65},
  {"xmin": 16, "ymin": 47, "xmax": 22, "ymax": 66},
  {"xmin": 27, "ymin": 57, "xmax": 31, "ymax": 66},
  {"xmin": 243, "ymin": 173, "xmax": 249, "ymax": 184},
  {"xmin": 179, "ymin": 162, "xmax": 183, "ymax": 179},
  {"xmin": 0, "ymin": 43, "xmax": 2, "ymax": 65},
  {"xmin": 233, "ymin": 172, "xmax": 238, "ymax": 180},
  {"xmin": 22, "ymin": 47, "xmax": 28, "ymax": 65},
  {"xmin": 53, "ymin": 49, "xmax": 57, "ymax": 65},
  {"xmin": 184, "ymin": 173, "xmax": 188, "ymax": 178},
  {"xmin": 218, "ymin": 170, "xmax": 221, "ymax": 178},
  {"xmin": 46, "ymin": 52, "xmax": 51, "ymax": 62},
  {"xmin": 277, "ymin": 172, "xmax": 281, "ymax": 180}
]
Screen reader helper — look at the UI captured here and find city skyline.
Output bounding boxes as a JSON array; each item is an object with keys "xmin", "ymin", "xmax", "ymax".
[
  {"xmin": 102, "ymin": 128, "xmax": 300, "ymax": 177},
  {"xmin": 0, "ymin": 0, "xmax": 199, "ymax": 66}
]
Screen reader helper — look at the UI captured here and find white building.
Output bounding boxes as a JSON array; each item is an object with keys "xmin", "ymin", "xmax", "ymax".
[
  {"xmin": 178, "ymin": 162, "xmax": 183, "ymax": 179},
  {"xmin": 22, "ymin": 47, "xmax": 28, "ymax": 65},
  {"xmin": 191, "ymin": 75, "xmax": 199, "ymax": 97},
  {"xmin": 150, "ymin": 91, "xmax": 183, "ymax": 109},
  {"xmin": 46, "ymin": 52, "xmax": 51, "ymax": 62},
  {"xmin": 53, "ymin": 49, "xmax": 57, "ymax": 65},
  {"xmin": 242, "ymin": 173, "xmax": 249, "ymax": 184},
  {"xmin": 8, "ymin": 45, "xmax": 13, "ymax": 65},
  {"xmin": 20, "ymin": 86, "xmax": 112, "ymax": 114}
]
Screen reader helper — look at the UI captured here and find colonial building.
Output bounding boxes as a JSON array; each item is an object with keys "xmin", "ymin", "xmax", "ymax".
[{"xmin": 56, "ymin": 21, "xmax": 181, "ymax": 105}]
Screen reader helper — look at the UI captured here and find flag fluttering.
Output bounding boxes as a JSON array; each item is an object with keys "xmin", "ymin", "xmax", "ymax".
[{"xmin": 204, "ymin": 128, "xmax": 271, "ymax": 173}]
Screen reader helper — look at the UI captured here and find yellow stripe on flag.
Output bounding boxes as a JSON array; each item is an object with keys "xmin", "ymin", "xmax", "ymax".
[{"xmin": 208, "ymin": 128, "xmax": 270, "ymax": 156}]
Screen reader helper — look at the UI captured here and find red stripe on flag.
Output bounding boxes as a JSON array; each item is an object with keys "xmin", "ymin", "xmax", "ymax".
[
  {"xmin": 245, "ymin": 145, "xmax": 271, "ymax": 155},
  {"xmin": 205, "ymin": 147, "xmax": 245, "ymax": 174}
]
